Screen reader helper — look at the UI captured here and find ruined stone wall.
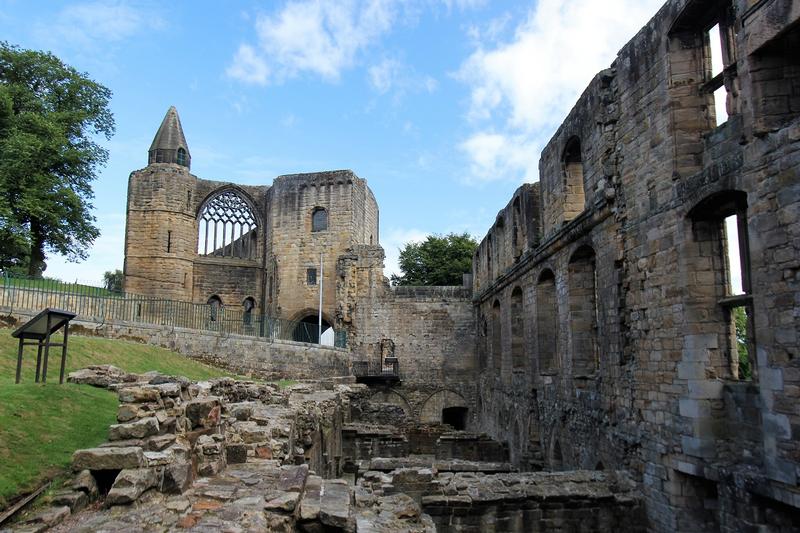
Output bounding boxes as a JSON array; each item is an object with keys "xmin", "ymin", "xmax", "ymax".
[
  {"xmin": 337, "ymin": 245, "xmax": 478, "ymax": 425},
  {"xmin": 124, "ymin": 165, "xmax": 268, "ymax": 311},
  {"xmin": 472, "ymin": 0, "xmax": 800, "ymax": 531}
]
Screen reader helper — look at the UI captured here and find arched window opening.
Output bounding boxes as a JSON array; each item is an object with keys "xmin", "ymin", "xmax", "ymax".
[
  {"xmin": 312, "ymin": 207, "xmax": 328, "ymax": 232},
  {"xmin": 552, "ymin": 439, "xmax": 564, "ymax": 471},
  {"xmin": 511, "ymin": 287, "xmax": 525, "ymax": 370},
  {"xmin": 537, "ymin": 269, "xmax": 558, "ymax": 373},
  {"xmin": 492, "ymin": 300, "xmax": 502, "ymax": 374},
  {"xmin": 207, "ymin": 295, "xmax": 222, "ymax": 322},
  {"xmin": 242, "ymin": 297, "xmax": 255, "ymax": 325},
  {"xmin": 688, "ymin": 190, "xmax": 754, "ymax": 381},
  {"xmin": 197, "ymin": 190, "xmax": 258, "ymax": 260},
  {"xmin": 568, "ymin": 246, "xmax": 598, "ymax": 376},
  {"xmin": 563, "ymin": 137, "xmax": 586, "ymax": 221},
  {"xmin": 176, "ymin": 147, "xmax": 188, "ymax": 167}
]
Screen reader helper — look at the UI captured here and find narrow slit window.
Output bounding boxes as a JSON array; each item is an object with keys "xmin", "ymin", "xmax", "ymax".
[{"xmin": 167, "ymin": 230, "xmax": 172, "ymax": 253}]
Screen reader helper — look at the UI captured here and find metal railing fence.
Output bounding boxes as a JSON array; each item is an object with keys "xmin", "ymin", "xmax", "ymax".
[{"xmin": 0, "ymin": 274, "xmax": 346, "ymax": 348}]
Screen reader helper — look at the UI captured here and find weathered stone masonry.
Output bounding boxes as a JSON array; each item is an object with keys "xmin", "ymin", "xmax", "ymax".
[{"xmin": 473, "ymin": 0, "xmax": 800, "ymax": 531}]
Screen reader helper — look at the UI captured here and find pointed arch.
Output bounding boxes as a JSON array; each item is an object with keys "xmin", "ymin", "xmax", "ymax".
[{"xmin": 197, "ymin": 187, "xmax": 259, "ymax": 260}]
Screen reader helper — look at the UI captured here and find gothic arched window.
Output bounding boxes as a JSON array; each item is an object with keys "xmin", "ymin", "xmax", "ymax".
[
  {"xmin": 198, "ymin": 190, "xmax": 258, "ymax": 260},
  {"xmin": 176, "ymin": 147, "xmax": 188, "ymax": 167}
]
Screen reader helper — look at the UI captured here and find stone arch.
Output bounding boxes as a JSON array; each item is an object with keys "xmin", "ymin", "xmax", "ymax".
[
  {"xmin": 196, "ymin": 187, "xmax": 260, "ymax": 260},
  {"xmin": 368, "ymin": 389, "xmax": 412, "ymax": 416},
  {"xmin": 419, "ymin": 390, "xmax": 469, "ymax": 428},
  {"xmin": 562, "ymin": 136, "xmax": 586, "ymax": 220},
  {"xmin": 510, "ymin": 286, "xmax": 525, "ymax": 370},
  {"xmin": 568, "ymin": 245, "xmax": 598, "ymax": 376},
  {"xmin": 286, "ymin": 308, "xmax": 335, "ymax": 345},
  {"xmin": 207, "ymin": 295, "xmax": 222, "ymax": 322},
  {"xmin": 551, "ymin": 436, "xmax": 564, "ymax": 471},
  {"xmin": 536, "ymin": 268, "xmax": 558, "ymax": 373}
]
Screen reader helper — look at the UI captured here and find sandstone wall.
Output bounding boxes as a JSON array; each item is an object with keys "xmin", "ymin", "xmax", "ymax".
[
  {"xmin": 472, "ymin": 0, "xmax": 800, "ymax": 531},
  {"xmin": 337, "ymin": 245, "xmax": 478, "ymax": 426}
]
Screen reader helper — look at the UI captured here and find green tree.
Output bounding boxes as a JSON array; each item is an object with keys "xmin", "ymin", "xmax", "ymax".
[
  {"xmin": 734, "ymin": 306, "xmax": 751, "ymax": 380},
  {"xmin": 0, "ymin": 42, "xmax": 114, "ymax": 277},
  {"xmin": 103, "ymin": 269, "xmax": 124, "ymax": 293},
  {"xmin": 391, "ymin": 232, "xmax": 478, "ymax": 286}
]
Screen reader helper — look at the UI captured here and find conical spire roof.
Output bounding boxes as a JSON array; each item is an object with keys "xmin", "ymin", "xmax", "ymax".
[{"xmin": 148, "ymin": 106, "xmax": 191, "ymax": 168}]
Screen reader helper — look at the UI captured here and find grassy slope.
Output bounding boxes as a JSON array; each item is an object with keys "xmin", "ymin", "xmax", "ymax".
[{"xmin": 0, "ymin": 328, "xmax": 231, "ymax": 507}]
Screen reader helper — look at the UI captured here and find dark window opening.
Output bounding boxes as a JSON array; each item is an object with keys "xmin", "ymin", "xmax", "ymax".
[
  {"xmin": 176, "ymin": 147, "xmax": 188, "ymax": 167},
  {"xmin": 312, "ymin": 207, "xmax": 328, "ymax": 232},
  {"xmin": 167, "ymin": 230, "xmax": 172, "ymax": 253},
  {"xmin": 552, "ymin": 439, "xmax": 564, "ymax": 471},
  {"xmin": 442, "ymin": 406, "xmax": 468, "ymax": 430},
  {"xmin": 207, "ymin": 295, "xmax": 222, "ymax": 322},
  {"xmin": 243, "ymin": 297, "xmax": 255, "ymax": 325},
  {"xmin": 307, "ymin": 268, "xmax": 317, "ymax": 286}
]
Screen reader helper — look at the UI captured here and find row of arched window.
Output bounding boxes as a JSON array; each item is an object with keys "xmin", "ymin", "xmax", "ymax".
[
  {"xmin": 207, "ymin": 295, "xmax": 256, "ymax": 324},
  {"xmin": 485, "ymin": 245, "xmax": 598, "ymax": 377}
]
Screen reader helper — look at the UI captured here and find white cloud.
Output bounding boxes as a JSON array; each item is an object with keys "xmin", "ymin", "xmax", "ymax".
[
  {"xmin": 34, "ymin": 1, "xmax": 163, "ymax": 52},
  {"xmin": 381, "ymin": 227, "xmax": 428, "ymax": 278},
  {"xmin": 459, "ymin": 132, "xmax": 539, "ymax": 184},
  {"xmin": 457, "ymin": 0, "xmax": 663, "ymax": 183},
  {"xmin": 227, "ymin": 44, "xmax": 271, "ymax": 86},
  {"xmin": 228, "ymin": 0, "xmax": 399, "ymax": 85},
  {"xmin": 367, "ymin": 57, "xmax": 438, "ymax": 97}
]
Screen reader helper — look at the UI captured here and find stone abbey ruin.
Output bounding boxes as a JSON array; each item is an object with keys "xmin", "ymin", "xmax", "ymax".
[{"xmin": 5, "ymin": 0, "xmax": 799, "ymax": 531}]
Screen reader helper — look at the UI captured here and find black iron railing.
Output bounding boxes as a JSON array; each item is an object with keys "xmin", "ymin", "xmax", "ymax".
[{"xmin": 0, "ymin": 273, "xmax": 347, "ymax": 348}]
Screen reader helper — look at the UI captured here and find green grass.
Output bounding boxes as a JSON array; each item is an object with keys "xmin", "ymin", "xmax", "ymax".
[
  {"xmin": 2, "ymin": 276, "xmax": 120, "ymax": 298},
  {"xmin": 0, "ymin": 328, "xmax": 233, "ymax": 508}
]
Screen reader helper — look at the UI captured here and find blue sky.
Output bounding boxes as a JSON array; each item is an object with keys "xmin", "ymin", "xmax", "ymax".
[{"xmin": 1, "ymin": 0, "xmax": 664, "ymax": 283}]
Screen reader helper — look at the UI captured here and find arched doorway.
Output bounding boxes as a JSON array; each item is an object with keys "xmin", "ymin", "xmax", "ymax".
[{"xmin": 292, "ymin": 314, "xmax": 333, "ymax": 345}]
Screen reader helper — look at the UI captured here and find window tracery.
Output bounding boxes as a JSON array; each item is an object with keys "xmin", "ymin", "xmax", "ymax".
[{"xmin": 198, "ymin": 190, "xmax": 258, "ymax": 260}]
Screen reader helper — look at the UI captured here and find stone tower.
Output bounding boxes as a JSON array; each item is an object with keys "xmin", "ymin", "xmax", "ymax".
[{"xmin": 123, "ymin": 106, "xmax": 198, "ymax": 301}]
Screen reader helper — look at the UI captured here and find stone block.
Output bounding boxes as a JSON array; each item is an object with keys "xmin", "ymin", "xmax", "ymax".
[
  {"xmin": 185, "ymin": 397, "xmax": 222, "ymax": 429},
  {"xmin": 50, "ymin": 490, "xmax": 88, "ymax": 512},
  {"xmin": 106, "ymin": 468, "xmax": 158, "ymax": 506},
  {"xmin": 118, "ymin": 387, "xmax": 161, "ymax": 404},
  {"xmin": 108, "ymin": 417, "xmax": 159, "ymax": 441},
  {"xmin": 72, "ymin": 447, "xmax": 145, "ymax": 471}
]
